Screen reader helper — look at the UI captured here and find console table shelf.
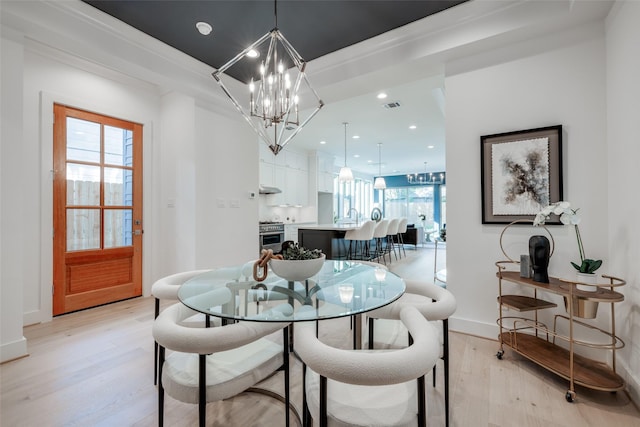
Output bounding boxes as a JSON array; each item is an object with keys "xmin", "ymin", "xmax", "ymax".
[{"xmin": 495, "ymin": 262, "xmax": 626, "ymax": 402}]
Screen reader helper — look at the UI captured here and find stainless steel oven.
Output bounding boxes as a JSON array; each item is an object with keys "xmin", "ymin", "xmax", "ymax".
[{"xmin": 259, "ymin": 222, "xmax": 285, "ymax": 253}]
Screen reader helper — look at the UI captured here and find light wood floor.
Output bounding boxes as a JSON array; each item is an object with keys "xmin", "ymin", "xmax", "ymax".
[{"xmin": 1, "ymin": 245, "xmax": 638, "ymax": 426}]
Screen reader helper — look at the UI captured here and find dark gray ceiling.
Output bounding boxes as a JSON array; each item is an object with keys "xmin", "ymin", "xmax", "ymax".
[{"xmin": 83, "ymin": 1, "xmax": 467, "ymax": 83}]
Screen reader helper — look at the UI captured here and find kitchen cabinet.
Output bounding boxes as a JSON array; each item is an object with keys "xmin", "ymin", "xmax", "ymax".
[
  {"xmin": 260, "ymin": 148, "xmax": 309, "ymax": 206},
  {"xmin": 316, "ymin": 153, "xmax": 335, "ymax": 193},
  {"xmin": 495, "ymin": 261, "xmax": 626, "ymax": 402}
]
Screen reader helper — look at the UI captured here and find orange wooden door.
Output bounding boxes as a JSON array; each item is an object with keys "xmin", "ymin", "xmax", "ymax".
[{"xmin": 53, "ymin": 104, "xmax": 143, "ymax": 315}]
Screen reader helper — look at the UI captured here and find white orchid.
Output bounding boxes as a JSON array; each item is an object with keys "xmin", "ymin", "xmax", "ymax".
[{"xmin": 533, "ymin": 201, "xmax": 602, "ymax": 274}]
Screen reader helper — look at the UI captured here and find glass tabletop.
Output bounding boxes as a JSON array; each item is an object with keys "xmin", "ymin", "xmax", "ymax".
[{"xmin": 178, "ymin": 260, "xmax": 405, "ymax": 322}]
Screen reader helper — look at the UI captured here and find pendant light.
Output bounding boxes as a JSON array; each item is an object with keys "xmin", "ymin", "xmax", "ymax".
[
  {"xmin": 338, "ymin": 122, "xmax": 354, "ymax": 182},
  {"xmin": 374, "ymin": 143, "xmax": 387, "ymax": 190},
  {"xmin": 212, "ymin": 0, "xmax": 324, "ymax": 155}
]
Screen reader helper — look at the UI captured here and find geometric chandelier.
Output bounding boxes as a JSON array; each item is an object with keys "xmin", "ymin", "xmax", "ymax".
[{"xmin": 212, "ymin": 1, "xmax": 323, "ymax": 155}]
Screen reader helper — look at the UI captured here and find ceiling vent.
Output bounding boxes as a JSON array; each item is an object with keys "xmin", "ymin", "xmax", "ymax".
[{"xmin": 382, "ymin": 101, "xmax": 401, "ymax": 109}]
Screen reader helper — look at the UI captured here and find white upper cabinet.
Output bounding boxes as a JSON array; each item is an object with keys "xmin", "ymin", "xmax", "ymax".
[
  {"xmin": 260, "ymin": 146, "xmax": 309, "ymax": 206},
  {"xmin": 316, "ymin": 152, "xmax": 335, "ymax": 193}
]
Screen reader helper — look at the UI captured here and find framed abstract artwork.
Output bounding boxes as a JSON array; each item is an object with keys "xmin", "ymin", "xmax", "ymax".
[{"xmin": 481, "ymin": 125, "xmax": 563, "ymax": 224}]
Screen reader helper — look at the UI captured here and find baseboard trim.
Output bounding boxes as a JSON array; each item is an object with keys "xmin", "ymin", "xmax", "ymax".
[
  {"xmin": 0, "ymin": 336, "xmax": 28, "ymax": 363},
  {"xmin": 449, "ymin": 315, "xmax": 498, "ymax": 340}
]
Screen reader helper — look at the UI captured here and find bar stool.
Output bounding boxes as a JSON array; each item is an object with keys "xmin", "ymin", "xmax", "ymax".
[
  {"xmin": 396, "ymin": 217, "xmax": 408, "ymax": 258},
  {"xmin": 386, "ymin": 218, "xmax": 400, "ymax": 261},
  {"xmin": 344, "ymin": 220, "xmax": 376, "ymax": 260},
  {"xmin": 372, "ymin": 219, "xmax": 390, "ymax": 265}
]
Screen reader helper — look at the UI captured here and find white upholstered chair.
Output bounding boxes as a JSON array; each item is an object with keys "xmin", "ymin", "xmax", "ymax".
[
  {"xmin": 151, "ymin": 267, "xmax": 243, "ymax": 384},
  {"xmin": 343, "ymin": 220, "xmax": 376, "ymax": 260},
  {"xmin": 366, "ymin": 280, "xmax": 457, "ymax": 427},
  {"xmin": 153, "ymin": 300, "xmax": 291, "ymax": 427},
  {"xmin": 295, "ymin": 305, "xmax": 440, "ymax": 427}
]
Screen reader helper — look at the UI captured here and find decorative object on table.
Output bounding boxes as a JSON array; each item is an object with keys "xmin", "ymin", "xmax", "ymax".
[
  {"xmin": 269, "ymin": 243, "xmax": 325, "ymax": 282},
  {"xmin": 529, "ymin": 235, "xmax": 550, "ymax": 283},
  {"xmin": 519, "ymin": 254, "xmax": 532, "ymax": 278},
  {"xmin": 439, "ymin": 223, "xmax": 447, "ymax": 241},
  {"xmin": 534, "ymin": 201, "xmax": 602, "ymax": 290},
  {"xmin": 499, "ymin": 219, "xmax": 555, "ymax": 275},
  {"xmin": 211, "ymin": 0, "xmax": 324, "ymax": 155},
  {"xmin": 481, "ymin": 125, "xmax": 563, "ymax": 224}
]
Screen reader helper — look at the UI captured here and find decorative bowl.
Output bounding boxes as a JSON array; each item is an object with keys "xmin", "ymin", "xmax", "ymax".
[{"xmin": 269, "ymin": 254, "xmax": 326, "ymax": 282}]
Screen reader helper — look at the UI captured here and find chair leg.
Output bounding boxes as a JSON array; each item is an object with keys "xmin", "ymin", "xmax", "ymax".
[
  {"xmin": 283, "ymin": 327, "xmax": 291, "ymax": 427},
  {"xmin": 199, "ymin": 354, "xmax": 206, "ymax": 427},
  {"xmin": 320, "ymin": 375, "xmax": 328, "ymax": 427},
  {"xmin": 444, "ymin": 319, "xmax": 450, "ymax": 427},
  {"xmin": 368, "ymin": 318, "xmax": 375, "ymax": 349},
  {"xmin": 417, "ymin": 375, "xmax": 427, "ymax": 427},
  {"xmin": 158, "ymin": 345, "xmax": 165, "ymax": 427},
  {"xmin": 154, "ymin": 298, "xmax": 160, "ymax": 385},
  {"xmin": 302, "ymin": 363, "xmax": 311, "ymax": 427},
  {"xmin": 398, "ymin": 232, "xmax": 406, "ymax": 257}
]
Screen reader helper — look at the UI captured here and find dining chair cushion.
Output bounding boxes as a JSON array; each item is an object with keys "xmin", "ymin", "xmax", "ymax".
[
  {"xmin": 162, "ymin": 338, "xmax": 284, "ymax": 404},
  {"xmin": 304, "ymin": 368, "xmax": 420, "ymax": 427},
  {"xmin": 153, "ymin": 302, "xmax": 288, "ymax": 404}
]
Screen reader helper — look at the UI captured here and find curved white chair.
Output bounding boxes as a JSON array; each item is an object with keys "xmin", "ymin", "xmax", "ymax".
[
  {"xmin": 151, "ymin": 267, "xmax": 242, "ymax": 384},
  {"xmin": 372, "ymin": 219, "xmax": 390, "ymax": 265},
  {"xmin": 386, "ymin": 218, "xmax": 400, "ymax": 261},
  {"xmin": 153, "ymin": 301, "xmax": 291, "ymax": 427},
  {"xmin": 295, "ymin": 305, "xmax": 440, "ymax": 427},
  {"xmin": 344, "ymin": 220, "xmax": 376, "ymax": 260},
  {"xmin": 397, "ymin": 217, "xmax": 409, "ymax": 257},
  {"xmin": 366, "ymin": 280, "xmax": 457, "ymax": 427}
]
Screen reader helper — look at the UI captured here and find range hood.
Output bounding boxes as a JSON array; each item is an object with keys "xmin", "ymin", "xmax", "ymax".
[{"xmin": 259, "ymin": 185, "xmax": 282, "ymax": 195}]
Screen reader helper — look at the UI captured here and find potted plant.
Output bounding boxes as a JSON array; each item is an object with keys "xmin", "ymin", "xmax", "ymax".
[{"xmin": 534, "ymin": 201, "xmax": 602, "ymax": 292}]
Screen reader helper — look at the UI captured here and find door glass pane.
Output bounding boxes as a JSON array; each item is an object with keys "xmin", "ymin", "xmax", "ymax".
[
  {"xmin": 104, "ymin": 167, "xmax": 133, "ymax": 206},
  {"xmin": 383, "ymin": 188, "xmax": 407, "ymax": 219},
  {"xmin": 104, "ymin": 209, "xmax": 132, "ymax": 248},
  {"xmin": 67, "ymin": 209, "xmax": 100, "ymax": 251},
  {"xmin": 66, "ymin": 163, "xmax": 100, "ymax": 206},
  {"xmin": 105, "ymin": 125, "xmax": 133, "ymax": 166},
  {"xmin": 66, "ymin": 117, "xmax": 100, "ymax": 163}
]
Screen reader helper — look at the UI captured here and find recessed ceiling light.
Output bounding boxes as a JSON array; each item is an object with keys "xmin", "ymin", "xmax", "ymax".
[
  {"xmin": 195, "ymin": 22, "xmax": 213, "ymax": 36},
  {"xmin": 377, "ymin": 93, "xmax": 387, "ymax": 99},
  {"xmin": 409, "ymin": 125, "xmax": 417, "ymax": 130},
  {"xmin": 353, "ymin": 154, "xmax": 360, "ymax": 158},
  {"xmin": 319, "ymin": 140, "xmax": 326, "ymax": 144},
  {"xmin": 352, "ymin": 135, "xmax": 360, "ymax": 139},
  {"xmin": 428, "ymin": 145, "xmax": 435, "ymax": 149},
  {"xmin": 246, "ymin": 49, "xmax": 259, "ymax": 58},
  {"xmin": 367, "ymin": 160, "xmax": 373, "ymax": 163}
]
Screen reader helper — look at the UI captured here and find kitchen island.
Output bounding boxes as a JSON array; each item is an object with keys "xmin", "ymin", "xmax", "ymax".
[{"xmin": 297, "ymin": 224, "xmax": 357, "ymax": 259}]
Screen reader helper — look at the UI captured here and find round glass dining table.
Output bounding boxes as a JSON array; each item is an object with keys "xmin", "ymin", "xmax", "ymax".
[{"xmin": 178, "ymin": 260, "xmax": 405, "ymax": 349}]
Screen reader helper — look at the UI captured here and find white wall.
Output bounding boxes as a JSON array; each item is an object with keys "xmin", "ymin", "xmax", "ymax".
[
  {"xmin": 605, "ymin": 0, "xmax": 640, "ymax": 404},
  {"xmin": 0, "ymin": 33, "xmax": 258, "ymax": 361},
  {"xmin": 194, "ymin": 106, "xmax": 260, "ymax": 267},
  {"xmin": 445, "ymin": 14, "xmax": 638, "ymax": 399},
  {"xmin": 0, "ymin": 31, "xmax": 28, "ymax": 362}
]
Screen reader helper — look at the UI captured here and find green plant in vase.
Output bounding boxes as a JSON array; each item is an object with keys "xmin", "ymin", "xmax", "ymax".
[{"xmin": 533, "ymin": 201, "xmax": 602, "ymax": 274}]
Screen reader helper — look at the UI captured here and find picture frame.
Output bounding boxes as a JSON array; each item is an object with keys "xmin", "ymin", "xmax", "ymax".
[{"xmin": 481, "ymin": 125, "xmax": 563, "ymax": 224}]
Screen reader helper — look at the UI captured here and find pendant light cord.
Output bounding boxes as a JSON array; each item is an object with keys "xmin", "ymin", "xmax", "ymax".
[
  {"xmin": 274, "ymin": 0, "xmax": 278, "ymax": 28},
  {"xmin": 343, "ymin": 122, "xmax": 348, "ymax": 167}
]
